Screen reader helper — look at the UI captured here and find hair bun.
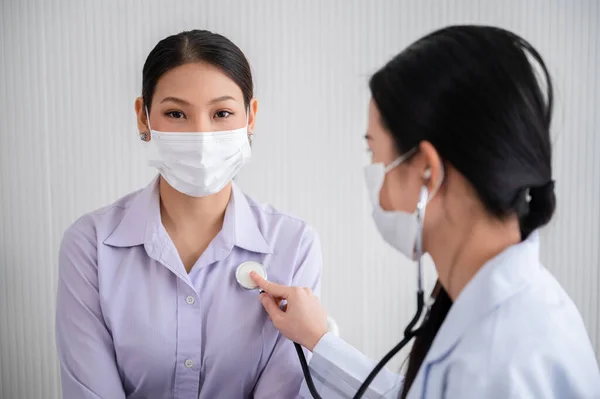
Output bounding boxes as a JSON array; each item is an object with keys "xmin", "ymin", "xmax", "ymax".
[
  {"xmin": 520, "ymin": 180, "xmax": 556, "ymax": 239},
  {"xmin": 529, "ymin": 180, "xmax": 555, "ymax": 199}
]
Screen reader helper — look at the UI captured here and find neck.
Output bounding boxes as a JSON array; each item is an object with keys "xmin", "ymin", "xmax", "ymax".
[
  {"xmin": 429, "ymin": 216, "xmax": 521, "ymax": 301},
  {"xmin": 158, "ymin": 177, "xmax": 232, "ymax": 235}
]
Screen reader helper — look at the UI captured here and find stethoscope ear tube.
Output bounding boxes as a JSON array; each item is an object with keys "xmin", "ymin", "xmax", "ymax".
[
  {"xmin": 295, "ymin": 342, "xmax": 323, "ymax": 399},
  {"xmin": 300, "ymin": 184, "xmax": 431, "ymax": 399},
  {"xmin": 297, "ymin": 289, "xmax": 427, "ymax": 399},
  {"xmin": 353, "ymin": 290, "xmax": 426, "ymax": 399}
]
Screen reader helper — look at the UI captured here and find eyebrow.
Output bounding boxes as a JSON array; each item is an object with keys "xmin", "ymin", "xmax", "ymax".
[
  {"xmin": 208, "ymin": 95, "xmax": 237, "ymax": 105},
  {"xmin": 159, "ymin": 96, "xmax": 192, "ymax": 106},
  {"xmin": 159, "ymin": 95, "xmax": 238, "ymax": 106}
]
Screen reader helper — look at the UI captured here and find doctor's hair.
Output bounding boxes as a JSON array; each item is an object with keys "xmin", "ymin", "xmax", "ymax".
[
  {"xmin": 141, "ymin": 30, "xmax": 253, "ymax": 111},
  {"xmin": 369, "ymin": 25, "xmax": 556, "ymax": 398}
]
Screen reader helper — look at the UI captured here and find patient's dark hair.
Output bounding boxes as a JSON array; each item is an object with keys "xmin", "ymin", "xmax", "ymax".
[
  {"xmin": 142, "ymin": 30, "xmax": 253, "ymax": 110},
  {"xmin": 369, "ymin": 25, "xmax": 555, "ymax": 398}
]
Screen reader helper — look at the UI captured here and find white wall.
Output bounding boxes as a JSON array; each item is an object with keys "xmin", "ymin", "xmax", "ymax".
[{"xmin": 0, "ymin": 0, "xmax": 598, "ymax": 397}]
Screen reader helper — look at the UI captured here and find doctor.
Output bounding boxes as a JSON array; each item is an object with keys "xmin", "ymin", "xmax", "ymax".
[{"xmin": 250, "ymin": 25, "xmax": 600, "ymax": 398}]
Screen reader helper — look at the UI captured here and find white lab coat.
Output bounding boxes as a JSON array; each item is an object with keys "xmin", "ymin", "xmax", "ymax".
[{"xmin": 300, "ymin": 233, "xmax": 600, "ymax": 398}]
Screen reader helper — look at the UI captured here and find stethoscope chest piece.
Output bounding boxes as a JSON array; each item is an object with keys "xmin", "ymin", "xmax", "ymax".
[{"xmin": 235, "ymin": 261, "xmax": 267, "ymax": 290}]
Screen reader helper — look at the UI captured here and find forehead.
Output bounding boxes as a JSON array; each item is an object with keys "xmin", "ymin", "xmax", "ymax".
[{"xmin": 152, "ymin": 62, "xmax": 244, "ymax": 104}]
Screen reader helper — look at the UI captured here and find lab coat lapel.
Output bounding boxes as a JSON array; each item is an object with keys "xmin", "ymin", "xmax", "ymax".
[{"xmin": 411, "ymin": 233, "xmax": 541, "ymax": 397}]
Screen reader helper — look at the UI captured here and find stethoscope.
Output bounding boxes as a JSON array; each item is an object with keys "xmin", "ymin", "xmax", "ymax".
[
  {"xmin": 235, "ymin": 260, "xmax": 268, "ymax": 292},
  {"xmin": 235, "ymin": 185, "xmax": 431, "ymax": 399},
  {"xmin": 235, "ymin": 261, "xmax": 326, "ymax": 396}
]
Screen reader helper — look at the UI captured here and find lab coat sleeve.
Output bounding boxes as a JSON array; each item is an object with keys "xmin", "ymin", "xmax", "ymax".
[
  {"xmin": 299, "ymin": 333, "xmax": 404, "ymax": 399},
  {"xmin": 55, "ymin": 224, "xmax": 126, "ymax": 399},
  {"xmin": 253, "ymin": 227, "xmax": 323, "ymax": 399}
]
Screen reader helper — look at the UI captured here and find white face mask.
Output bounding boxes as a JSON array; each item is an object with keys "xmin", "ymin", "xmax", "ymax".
[
  {"xmin": 143, "ymin": 107, "xmax": 252, "ymax": 197},
  {"xmin": 364, "ymin": 151, "xmax": 444, "ymax": 260}
]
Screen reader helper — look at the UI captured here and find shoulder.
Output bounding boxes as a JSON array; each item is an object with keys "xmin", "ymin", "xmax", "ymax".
[
  {"xmin": 483, "ymin": 266, "xmax": 594, "ymax": 358},
  {"xmin": 60, "ymin": 189, "xmax": 142, "ymax": 251},
  {"xmin": 448, "ymin": 268, "xmax": 600, "ymax": 397}
]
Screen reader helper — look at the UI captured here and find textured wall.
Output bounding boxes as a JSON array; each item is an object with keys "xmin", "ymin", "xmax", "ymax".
[{"xmin": 0, "ymin": 0, "xmax": 598, "ymax": 398}]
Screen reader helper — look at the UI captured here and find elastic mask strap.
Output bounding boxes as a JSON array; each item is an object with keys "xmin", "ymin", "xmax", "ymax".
[
  {"xmin": 145, "ymin": 106, "xmax": 153, "ymax": 130},
  {"xmin": 245, "ymin": 109, "xmax": 253, "ymax": 145},
  {"xmin": 384, "ymin": 148, "xmax": 418, "ymax": 173}
]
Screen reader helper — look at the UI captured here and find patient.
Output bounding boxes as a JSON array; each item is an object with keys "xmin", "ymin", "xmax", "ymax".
[{"xmin": 55, "ymin": 29, "xmax": 322, "ymax": 398}]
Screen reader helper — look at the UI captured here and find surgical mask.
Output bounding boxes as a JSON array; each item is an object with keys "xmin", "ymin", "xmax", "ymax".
[
  {"xmin": 143, "ymin": 107, "xmax": 251, "ymax": 197},
  {"xmin": 364, "ymin": 150, "xmax": 444, "ymax": 260}
]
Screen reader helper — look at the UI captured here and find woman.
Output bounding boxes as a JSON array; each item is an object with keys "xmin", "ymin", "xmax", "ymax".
[
  {"xmin": 250, "ymin": 25, "xmax": 600, "ymax": 398},
  {"xmin": 55, "ymin": 30, "xmax": 322, "ymax": 399}
]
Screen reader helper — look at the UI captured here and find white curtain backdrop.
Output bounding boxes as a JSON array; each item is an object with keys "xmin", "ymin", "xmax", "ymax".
[{"xmin": 0, "ymin": 1, "xmax": 598, "ymax": 398}]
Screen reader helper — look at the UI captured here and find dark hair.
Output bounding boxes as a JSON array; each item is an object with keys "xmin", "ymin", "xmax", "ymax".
[
  {"xmin": 142, "ymin": 30, "xmax": 253, "ymax": 111},
  {"xmin": 369, "ymin": 25, "xmax": 556, "ymax": 398}
]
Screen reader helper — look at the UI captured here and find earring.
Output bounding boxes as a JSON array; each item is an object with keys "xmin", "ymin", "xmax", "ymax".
[
  {"xmin": 248, "ymin": 132, "xmax": 254, "ymax": 145},
  {"xmin": 140, "ymin": 132, "xmax": 149, "ymax": 141}
]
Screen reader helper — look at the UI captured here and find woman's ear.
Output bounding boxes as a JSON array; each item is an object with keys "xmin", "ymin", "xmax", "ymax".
[
  {"xmin": 134, "ymin": 97, "xmax": 149, "ymax": 140},
  {"xmin": 419, "ymin": 141, "xmax": 443, "ymax": 192},
  {"xmin": 248, "ymin": 98, "xmax": 259, "ymax": 133}
]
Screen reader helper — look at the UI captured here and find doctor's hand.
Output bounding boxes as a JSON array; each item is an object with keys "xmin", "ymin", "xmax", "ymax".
[{"xmin": 250, "ymin": 272, "xmax": 328, "ymax": 351}]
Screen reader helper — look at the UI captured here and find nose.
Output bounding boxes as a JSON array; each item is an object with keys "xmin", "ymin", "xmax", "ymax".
[{"xmin": 191, "ymin": 114, "xmax": 214, "ymax": 133}]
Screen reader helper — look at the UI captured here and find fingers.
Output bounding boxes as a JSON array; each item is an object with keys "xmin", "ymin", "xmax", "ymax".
[
  {"xmin": 259, "ymin": 293, "xmax": 285, "ymax": 324},
  {"xmin": 250, "ymin": 271, "xmax": 291, "ymax": 299}
]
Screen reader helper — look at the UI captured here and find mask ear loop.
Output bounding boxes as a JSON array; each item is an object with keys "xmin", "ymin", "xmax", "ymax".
[
  {"xmin": 244, "ymin": 106, "xmax": 254, "ymax": 146},
  {"xmin": 384, "ymin": 148, "xmax": 418, "ymax": 173}
]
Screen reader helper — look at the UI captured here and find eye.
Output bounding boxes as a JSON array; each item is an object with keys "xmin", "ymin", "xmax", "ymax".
[
  {"xmin": 165, "ymin": 111, "xmax": 186, "ymax": 119},
  {"xmin": 364, "ymin": 136, "xmax": 373, "ymax": 154},
  {"xmin": 214, "ymin": 110, "xmax": 232, "ymax": 119}
]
